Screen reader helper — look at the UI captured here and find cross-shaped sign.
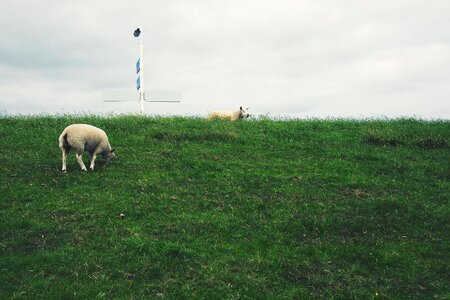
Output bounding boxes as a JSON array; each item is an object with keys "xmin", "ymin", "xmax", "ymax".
[{"xmin": 102, "ymin": 28, "xmax": 181, "ymax": 114}]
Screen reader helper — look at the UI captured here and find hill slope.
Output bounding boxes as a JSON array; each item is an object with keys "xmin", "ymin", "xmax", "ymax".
[{"xmin": 1, "ymin": 116, "xmax": 449, "ymax": 298}]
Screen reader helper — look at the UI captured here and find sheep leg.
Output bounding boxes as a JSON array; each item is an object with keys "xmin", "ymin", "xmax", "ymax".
[
  {"xmin": 61, "ymin": 149, "xmax": 68, "ymax": 172},
  {"xmin": 89, "ymin": 152, "xmax": 98, "ymax": 170},
  {"xmin": 76, "ymin": 152, "xmax": 87, "ymax": 171}
]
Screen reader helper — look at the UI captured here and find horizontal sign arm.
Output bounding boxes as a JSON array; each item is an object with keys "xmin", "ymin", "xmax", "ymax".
[{"xmin": 102, "ymin": 90, "xmax": 181, "ymax": 103}]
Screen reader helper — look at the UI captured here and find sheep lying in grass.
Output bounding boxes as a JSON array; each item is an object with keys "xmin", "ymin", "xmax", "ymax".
[
  {"xmin": 58, "ymin": 124, "xmax": 115, "ymax": 172},
  {"xmin": 208, "ymin": 106, "xmax": 250, "ymax": 121}
]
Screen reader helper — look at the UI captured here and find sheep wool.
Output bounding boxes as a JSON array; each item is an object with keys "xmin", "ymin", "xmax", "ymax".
[
  {"xmin": 58, "ymin": 124, "xmax": 115, "ymax": 172},
  {"xmin": 208, "ymin": 106, "xmax": 250, "ymax": 121}
]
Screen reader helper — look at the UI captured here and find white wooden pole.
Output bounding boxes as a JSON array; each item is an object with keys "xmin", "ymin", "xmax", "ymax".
[
  {"xmin": 102, "ymin": 28, "xmax": 181, "ymax": 109},
  {"xmin": 139, "ymin": 34, "xmax": 145, "ymax": 115}
]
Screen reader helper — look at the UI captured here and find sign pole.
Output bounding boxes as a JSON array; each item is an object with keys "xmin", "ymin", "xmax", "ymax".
[
  {"xmin": 102, "ymin": 28, "xmax": 181, "ymax": 111},
  {"xmin": 139, "ymin": 34, "xmax": 145, "ymax": 114},
  {"xmin": 134, "ymin": 28, "xmax": 145, "ymax": 114}
]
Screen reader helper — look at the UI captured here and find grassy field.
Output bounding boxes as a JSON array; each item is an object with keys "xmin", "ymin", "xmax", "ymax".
[{"xmin": 0, "ymin": 115, "xmax": 449, "ymax": 299}]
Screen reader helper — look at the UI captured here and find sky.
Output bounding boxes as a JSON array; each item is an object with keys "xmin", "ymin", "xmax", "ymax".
[{"xmin": 0, "ymin": 0, "xmax": 449, "ymax": 119}]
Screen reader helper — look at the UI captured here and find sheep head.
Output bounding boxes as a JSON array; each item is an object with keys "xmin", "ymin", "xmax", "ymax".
[
  {"xmin": 239, "ymin": 107, "xmax": 250, "ymax": 119},
  {"xmin": 103, "ymin": 148, "xmax": 116, "ymax": 163}
]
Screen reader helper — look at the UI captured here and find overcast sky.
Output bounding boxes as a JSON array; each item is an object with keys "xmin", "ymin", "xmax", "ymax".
[{"xmin": 1, "ymin": 1, "xmax": 449, "ymax": 118}]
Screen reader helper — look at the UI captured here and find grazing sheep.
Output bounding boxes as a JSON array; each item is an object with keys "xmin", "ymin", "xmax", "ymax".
[
  {"xmin": 208, "ymin": 106, "xmax": 250, "ymax": 121},
  {"xmin": 58, "ymin": 124, "xmax": 115, "ymax": 172}
]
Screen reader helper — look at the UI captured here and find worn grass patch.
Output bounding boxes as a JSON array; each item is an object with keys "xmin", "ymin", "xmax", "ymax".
[{"xmin": 0, "ymin": 116, "xmax": 449, "ymax": 299}]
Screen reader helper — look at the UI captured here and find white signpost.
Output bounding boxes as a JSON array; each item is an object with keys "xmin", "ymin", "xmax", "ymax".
[{"xmin": 102, "ymin": 28, "xmax": 181, "ymax": 114}]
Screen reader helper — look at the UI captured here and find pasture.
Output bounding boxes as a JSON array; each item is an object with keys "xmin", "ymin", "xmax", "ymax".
[{"xmin": 0, "ymin": 116, "xmax": 449, "ymax": 298}]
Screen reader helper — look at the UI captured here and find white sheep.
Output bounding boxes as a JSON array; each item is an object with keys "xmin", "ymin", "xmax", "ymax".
[
  {"xmin": 58, "ymin": 124, "xmax": 115, "ymax": 172},
  {"xmin": 208, "ymin": 106, "xmax": 250, "ymax": 121}
]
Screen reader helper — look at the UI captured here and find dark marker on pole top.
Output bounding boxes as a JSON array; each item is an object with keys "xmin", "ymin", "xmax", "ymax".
[{"xmin": 133, "ymin": 28, "xmax": 141, "ymax": 37}]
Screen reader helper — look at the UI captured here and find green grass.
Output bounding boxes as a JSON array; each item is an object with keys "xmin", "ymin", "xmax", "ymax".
[{"xmin": 0, "ymin": 115, "xmax": 449, "ymax": 299}]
